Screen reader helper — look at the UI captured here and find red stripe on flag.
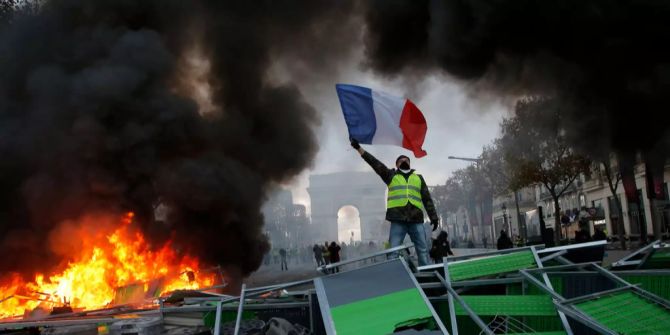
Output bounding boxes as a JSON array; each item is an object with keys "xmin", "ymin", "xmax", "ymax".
[{"xmin": 399, "ymin": 99, "xmax": 427, "ymax": 158}]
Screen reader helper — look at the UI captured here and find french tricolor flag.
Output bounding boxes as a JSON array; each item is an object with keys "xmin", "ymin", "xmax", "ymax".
[{"xmin": 336, "ymin": 84, "xmax": 427, "ymax": 158}]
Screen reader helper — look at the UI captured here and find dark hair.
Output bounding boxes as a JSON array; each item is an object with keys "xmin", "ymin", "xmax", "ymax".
[{"xmin": 395, "ymin": 155, "xmax": 410, "ymax": 165}]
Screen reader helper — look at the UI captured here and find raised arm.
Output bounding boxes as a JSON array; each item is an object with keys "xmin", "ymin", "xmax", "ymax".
[{"xmin": 350, "ymin": 138, "xmax": 395, "ymax": 184}]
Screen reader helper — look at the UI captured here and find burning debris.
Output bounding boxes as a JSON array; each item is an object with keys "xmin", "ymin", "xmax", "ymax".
[
  {"xmin": 0, "ymin": 212, "xmax": 218, "ymax": 319},
  {"xmin": 0, "ymin": 0, "xmax": 361, "ymax": 300},
  {"xmin": 1, "ymin": 0, "xmax": 669, "ymax": 333},
  {"xmin": 0, "ymin": 241, "xmax": 666, "ymax": 335}
]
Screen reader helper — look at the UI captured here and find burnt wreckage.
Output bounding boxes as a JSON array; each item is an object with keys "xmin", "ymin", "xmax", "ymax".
[{"xmin": 0, "ymin": 241, "xmax": 669, "ymax": 334}]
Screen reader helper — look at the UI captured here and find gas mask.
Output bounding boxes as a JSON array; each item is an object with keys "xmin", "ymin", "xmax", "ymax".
[{"xmin": 398, "ymin": 161, "xmax": 410, "ymax": 173}]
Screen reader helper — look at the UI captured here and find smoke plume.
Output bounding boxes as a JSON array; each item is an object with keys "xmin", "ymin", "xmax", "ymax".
[
  {"xmin": 0, "ymin": 0, "xmax": 357, "ymax": 281},
  {"xmin": 363, "ymin": 0, "xmax": 670, "ymax": 162}
]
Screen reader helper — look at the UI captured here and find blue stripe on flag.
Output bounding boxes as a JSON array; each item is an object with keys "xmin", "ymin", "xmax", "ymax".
[{"xmin": 335, "ymin": 84, "xmax": 376, "ymax": 144}]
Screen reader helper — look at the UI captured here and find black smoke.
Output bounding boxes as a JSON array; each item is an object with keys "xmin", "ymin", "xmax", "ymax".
[
  {"xmin": 0, "ymin": 0, "xmax": 357, "ymax": 282},
  {"xmin": 363, "ymin": 0, "xmax": 670, "ymax": 163}
]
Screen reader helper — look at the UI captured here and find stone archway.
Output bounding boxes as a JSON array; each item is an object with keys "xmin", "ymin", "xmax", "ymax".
[
  {"xmin": 337, "ymin": 205, "xmax": 361, "ymax": 243},
  {"xmin": 308, "ymin": 171, "xmax": 387, "ymax": 243}
]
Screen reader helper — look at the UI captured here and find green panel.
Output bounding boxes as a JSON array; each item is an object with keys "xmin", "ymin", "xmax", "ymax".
[
  {"xmin": 507, "ymin": 276, "xmax": 563, "ymax": 296},
  {"xmin": 330, "ymin": 288, "xmax": 433, "ymax": 335},
  {"xmin": 523, "ymin": 316, "xmax": 564, "ymax": 332},
  {"xmin": 575, "ymin": 290, "xmax": 670, "ymax": 334},
  {"xmin": 507, "ymin": 283, "xmax": 521, "ymax": 295},
  {"xmin": 432, "ymin": 300, "xmax": 493, "ymax": 333},
  {"xmin": 432, "ymin": 300, "xmax": 449, "ymax": 323},
  {"xmin": 455, "ymin": 315, "xmax": 493, "ymax": 334},
  {"xmin": 433, "ymin": 299, "xmax": 563, "ymax": 333},
  {"xmin": 455, "ymin": 295, "xmax": 556, "ymax": 316},
  {"xmin": 203, "ymin": 308, "xmax": 255, "ymax": 328},
  {"xmin": 642, "ymin": 249, "xmax": 670, "ymax": 269},
  {"xmin": 449, "ymin": 251, "xmax": 537, "ymax": 281},
  {"xmin": 545, "ymin": 275, "xmax": 564, "ymax": 296},
  {"xmin": 620, "ymin": 274, "xmax": 670, "ymax": 300},
  {"xmin": 507, "ymin": 332, "xmax": 565, "ymax": 335}
]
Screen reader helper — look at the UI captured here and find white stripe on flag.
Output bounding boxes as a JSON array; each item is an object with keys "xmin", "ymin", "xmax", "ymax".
[{"xmin": 371, "ymin": 90, "xmax": 405, "ymax": 145}]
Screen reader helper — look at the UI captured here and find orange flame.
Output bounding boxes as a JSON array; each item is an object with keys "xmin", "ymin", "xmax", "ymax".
[{"xmin": 0, "ymin": 212, "xmax": 217, "ymax": 319}]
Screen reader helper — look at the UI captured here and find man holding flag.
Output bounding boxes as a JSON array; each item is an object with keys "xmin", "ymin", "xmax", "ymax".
[{"xmin": 336, "ymin": 84, "xmax": 439, "ymax": 266}]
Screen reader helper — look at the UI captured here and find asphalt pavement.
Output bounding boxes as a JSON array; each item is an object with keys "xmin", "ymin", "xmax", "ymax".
[{"xmin": 245, "ymin": 246, "xmax": 635, "ymax": 288}]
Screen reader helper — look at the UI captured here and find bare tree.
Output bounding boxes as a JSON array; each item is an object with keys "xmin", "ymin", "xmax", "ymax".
[
  {"xmin": 600, "ymin": 155, "xmax": 626, "ymax": 249},
  {"xmin": 0, "ymin": 0, "xmax": 18, "ymax": 24},
  {"xmin": 480, "ymin": 139, "xmax": 527, "ymax": 238},
  {"xmin": 434, "ymin": 165, "xmax": 492, "ymax": 242},
  {"xmin": 1, "ymin": 0, "xmax": 41, "ymax": 25},
  {"xmin": 501, "ymin": 97, "xmax": 591, "ymax": 244}
]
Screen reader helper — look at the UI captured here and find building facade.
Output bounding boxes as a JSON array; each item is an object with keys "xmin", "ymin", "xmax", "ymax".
[
  {"xmin": 491, "ymin": 161, "xmax": 670, "ymax": 243},
  {"xmin": 262, "ymin": 189, "xmax": 309, "ymax": 248}
]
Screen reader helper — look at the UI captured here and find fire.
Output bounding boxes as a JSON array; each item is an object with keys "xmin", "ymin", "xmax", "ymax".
[{"xmin": 0, "ymin": 212, "xmax": 217, "ymax": 319}]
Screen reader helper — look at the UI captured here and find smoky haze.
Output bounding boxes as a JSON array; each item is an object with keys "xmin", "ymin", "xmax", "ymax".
[
  {"xmin": 364, "ymin": 0, "xmax": 670, "ymax": 163},
  {"xmin": 4, "ymin": 0, "xmax": 666, "ymax": 283},
  {"xmin": 0, "ymin": 0, "xmax": 359, "ymax": 281}
]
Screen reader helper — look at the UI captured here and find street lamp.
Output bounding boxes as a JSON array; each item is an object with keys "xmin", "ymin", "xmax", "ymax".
[
  {"xmin": 450, "ymin": 155, "xmax": 484, "ymax": 243},
  {"xmin": 448, "ymin": 156, "xmax": 483, "ymax": 165}
]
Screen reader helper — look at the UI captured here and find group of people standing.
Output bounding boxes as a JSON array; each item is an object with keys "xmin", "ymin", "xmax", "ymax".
[
  {"xmin": 276, "ymin": 242, "xmax": 341, "ymax": 271},
  {"xmin": 575, "ymin": 220, "xmax": 607, "ymax": 243},
  {"xmin": 312, "ymin": 242, "xmax": 341, "ymax": 272},
  {"xmin": 271, "ymin": 240, "xmax": 389, "ymax": 272}
]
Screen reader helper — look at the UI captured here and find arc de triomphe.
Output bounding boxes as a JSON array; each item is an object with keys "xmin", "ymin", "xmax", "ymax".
[{"xmin": 308, "ymin": 171, "xmax": 388, "ymax": 243}]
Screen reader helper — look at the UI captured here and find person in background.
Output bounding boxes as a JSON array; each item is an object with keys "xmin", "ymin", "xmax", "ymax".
[
  {"xmin": 575, "ymin": 229, "xmax": 590, "ymax": 243},
  {"xmin": 368, "ymin": 241, "xmax": 377, "ymax": 262},
  {"xmin": 429, "ymin": 230, "xmax": 454, "ymax": 264},
  {"xmin": 322, "ymin": 242, "xmax": 331, "ymax": 272},
  {"xmin": 575, "ymin": 219, "xmax": 591, "ymax": 243},
  {"xmin": 312, "ymin": 243, "xmax": 324, "ymax": 266},
  {"xmin": 497, "ymin": 230, "xmax": 514, "ymax": 250},
  {"xmin": 328, "ymin": 241, "xmax": 342, "ymax": 273},
  {"xmin": 279, "ymin": 248, "xmax": 288, "ymax": 271},
  {"xmin": 592, "ymin": 226, "xmax": 607, "ymax": 241},
  {"xmin": 482, "ymin": 236, "xmax": 488, "ymax": 249}
]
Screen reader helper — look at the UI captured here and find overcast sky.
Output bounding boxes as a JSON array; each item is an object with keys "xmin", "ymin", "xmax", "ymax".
[{"xmin": 270, "ymin": 51, "xmax": 510, "ymax": 212}]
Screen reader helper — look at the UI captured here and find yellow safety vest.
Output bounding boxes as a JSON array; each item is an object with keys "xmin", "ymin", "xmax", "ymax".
[{"xmin": 387, "ymin": 173, "xmax": 424, "ymax": 210}]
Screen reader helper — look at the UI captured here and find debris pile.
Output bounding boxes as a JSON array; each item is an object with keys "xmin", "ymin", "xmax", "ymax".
[
  {"xmin": 0, "ymin": 240, "xmax": 668, "ymax": 334},
  {"xmin": 0, "ymin": 213, "xmax": 220, "ymax": 320}
]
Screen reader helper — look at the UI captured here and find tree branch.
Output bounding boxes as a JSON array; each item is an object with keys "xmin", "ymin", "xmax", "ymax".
[{"xmin": 556, "ymin": 174, "xmax": 579, "ymax": 198}]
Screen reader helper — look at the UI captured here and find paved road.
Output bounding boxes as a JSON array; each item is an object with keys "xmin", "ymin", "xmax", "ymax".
[
  {"xmin": 245, "ymin": 248, "xmax": 491, "ymax": 287},
  {"xmin": 245, "ymin": 263, "xmax": 320, "ymax": 288},
  {"xmin": 245, "ymin": 246, "xmax": 636, "ymax": 288}
]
